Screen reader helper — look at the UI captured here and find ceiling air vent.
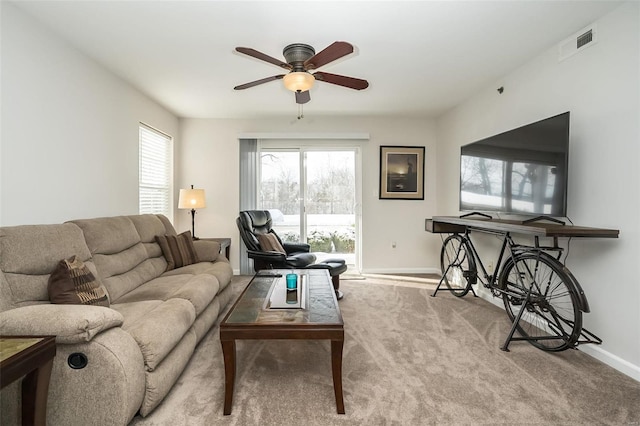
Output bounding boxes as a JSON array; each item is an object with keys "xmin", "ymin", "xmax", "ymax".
[
  {"xmin": 577, "ymin": 29, "xmax": 593, "ymax": 49},
  {"xmin": 558, "ymin": 24, "xmax": 597, "ymax": 62}
]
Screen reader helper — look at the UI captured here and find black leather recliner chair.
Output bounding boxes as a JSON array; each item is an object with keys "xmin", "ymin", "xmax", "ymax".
[{"xmin": 236, "ymin": 210, "xmax": 347, "ymax": 299}]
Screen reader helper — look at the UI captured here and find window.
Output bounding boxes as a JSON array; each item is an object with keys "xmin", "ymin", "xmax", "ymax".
[
  {"xmin": 258, "ymin": 143, "xmax": 361, "ymax": 272},
  {"xmin": 139, "ymin": 123, "xmax": 173, "ymax": 219}
]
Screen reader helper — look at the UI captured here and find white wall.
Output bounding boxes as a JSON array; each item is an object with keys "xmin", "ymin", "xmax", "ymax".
[
  {"xmin": 435, "ymin": 2, "xmax": 640, "ymax": 378},
  {"xmin": 0, "ymin": 3, "xmax": 178, "ymax": 225},
  {"xmin": 177, "ymin": 116, "xmax": 443, "ymax": 274}
]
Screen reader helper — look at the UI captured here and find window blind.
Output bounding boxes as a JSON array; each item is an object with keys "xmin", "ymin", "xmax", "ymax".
[{"xmin": 139, "ymin": 124, "xmax": 172, "ymax": 218}]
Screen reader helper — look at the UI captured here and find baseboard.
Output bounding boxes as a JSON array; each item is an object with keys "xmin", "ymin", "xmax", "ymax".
[
  {"xmin": 475, "ymin": 287, "xmax": 640, "ymax": 382},
  {"xmin": 578, "ymin": 343, "xmax": 640, "ymax": 382}
]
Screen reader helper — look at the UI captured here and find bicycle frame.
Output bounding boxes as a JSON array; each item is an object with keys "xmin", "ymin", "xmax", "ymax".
[
  {"xmin": 461, "ymin": 228, "xmax": 510, "ymax": 292},
  {"xmin": 440, "ymin": 227, "xmax": 576, "ymax": 296},
  {"xmin": 436, "ymin": 227, "xmax": 524, "ymax": 297}
]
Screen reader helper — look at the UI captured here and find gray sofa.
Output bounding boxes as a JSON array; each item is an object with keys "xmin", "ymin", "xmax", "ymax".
[{"xmin": 0, "ymin": 214, "xmax": 234, "ymax": 425}]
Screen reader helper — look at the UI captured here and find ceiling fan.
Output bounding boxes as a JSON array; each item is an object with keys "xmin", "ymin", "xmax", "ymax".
[{"xmin": 234, "ymin": 41, "xmax": 369, "ymax": 105}]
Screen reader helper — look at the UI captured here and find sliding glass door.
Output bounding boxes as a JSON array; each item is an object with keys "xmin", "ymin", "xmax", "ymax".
[{"xmin": 259, "ymin": 146, "xmax": 359, "ymax": 270}]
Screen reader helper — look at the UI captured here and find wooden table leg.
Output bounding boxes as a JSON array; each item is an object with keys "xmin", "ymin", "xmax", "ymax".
[
  {"xmin": 221, "ymin": 339, "xmax": 236, "ymax": 415},
  {"xmin": 21, "ymin": 358, "xmax": 54, "ymax": 426},
  {"xmin": 331, "ymin": 339, "xmax": 345, "ymax": 414}
]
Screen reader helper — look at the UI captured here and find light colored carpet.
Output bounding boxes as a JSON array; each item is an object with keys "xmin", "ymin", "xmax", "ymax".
[{"xmin": 130, "ymin": 276, "xmax": 640, "ymax": 425}]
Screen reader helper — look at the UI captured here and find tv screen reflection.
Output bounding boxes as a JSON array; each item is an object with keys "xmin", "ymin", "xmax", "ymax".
[{"xmin": 460, "ymin": 155, "xmax": 562, "ymax": 215}]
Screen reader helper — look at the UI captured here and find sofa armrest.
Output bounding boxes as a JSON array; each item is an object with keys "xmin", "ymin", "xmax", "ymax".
[
  {"xmin": 0, "ymin": 304, "xmax": 123, "ymax": 344},
  {"xmin": 193, "ymin": 239, "xmax": 221, "ymax": 262}
]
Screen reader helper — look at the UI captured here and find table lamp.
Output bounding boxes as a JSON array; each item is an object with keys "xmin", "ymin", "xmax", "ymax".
[{"xmin": 178, "ymin": 185, "xmax": 206, "ymax": 239}]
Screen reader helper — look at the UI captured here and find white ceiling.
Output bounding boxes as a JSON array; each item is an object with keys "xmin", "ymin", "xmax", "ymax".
[{"xmin": 12, "ymin": 1, "xmax": 622, "ymax": 119}]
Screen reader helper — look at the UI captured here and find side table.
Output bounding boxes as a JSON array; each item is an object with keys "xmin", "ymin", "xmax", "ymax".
[
  {"xmin": 201, "ymin": 237, "xmax": 231, "ymax": 260},
  {"xmin": 0, "ymin": 336, "xmax": 57, "ymax": 426}
]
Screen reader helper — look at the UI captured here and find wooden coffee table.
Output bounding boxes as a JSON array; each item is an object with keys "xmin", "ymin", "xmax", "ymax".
[
  {"xmin": 0, "ymin": 336, "xmax": 57, "ymax": 426},
  {"xmin": 220, "ymin": 269, "xmax": 345, "ymax": 415}
]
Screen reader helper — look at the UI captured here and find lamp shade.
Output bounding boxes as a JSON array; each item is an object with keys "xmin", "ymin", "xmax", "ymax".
[
  {"xmin": 178, "ymin": 188, "xmax": 206, "ymax": 209},
  {"xmin": 283, "ymin": 72, "xmax": 315, "ymax": 92}
]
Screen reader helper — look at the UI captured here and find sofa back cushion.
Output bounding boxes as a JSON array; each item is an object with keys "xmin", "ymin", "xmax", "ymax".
[
  {"xmin": 127, "ymin": 214, "xmax": 174, "ymax": 259},
  {"xmin": 0, "ymin": 223, "xmax": 94, "ymax": 311},
  {"xmin": 69, "ymin": 215, "xmax": 172, "ymax": 302}
]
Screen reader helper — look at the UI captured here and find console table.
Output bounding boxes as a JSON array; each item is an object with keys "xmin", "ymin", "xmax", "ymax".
[
  {"xmin": 0, "ymin": 336, "xmax": 57, "ymax": 426},
  {"xmin": 426, "ymin": 216, "xmax": 619, "ymax": 238}
]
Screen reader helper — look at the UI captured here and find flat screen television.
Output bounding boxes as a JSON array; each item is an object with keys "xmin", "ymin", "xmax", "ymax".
[{"xmin": 459, "ymin": 112, "xmax": 569, "ymax": 217}]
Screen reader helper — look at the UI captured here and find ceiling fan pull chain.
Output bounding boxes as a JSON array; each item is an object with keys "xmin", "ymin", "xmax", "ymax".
[{"xmin": 298, "ymin": 103, "xmax": 304, "ymax": 120}]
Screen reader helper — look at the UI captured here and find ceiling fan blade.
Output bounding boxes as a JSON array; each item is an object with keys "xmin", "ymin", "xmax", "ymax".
[
  {"xmin": 304, "ymin": 41, "xmax": 354, "ymax": 70},
  {"xmin": 313, "ymin": 72, "xmax": 369, "ymax": 90},
  {"xmin": 295, "ymin": 90, "xmax": 311, "ymax": 104},
  {"xmin": 234, "ymin": 75, "xmax": 285, "ymax": 90},
  {"xmin": 236, "ymin": 47, "xmax": 292, "ymax": 70}
]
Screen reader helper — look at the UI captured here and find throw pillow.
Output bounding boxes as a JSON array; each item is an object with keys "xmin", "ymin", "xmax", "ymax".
[
  {"xmin": 156, "ymin": 231, "xmax": 200, "ymax": 271},
  {"xmin": 257, "ymin": 233, "xmax": 286, "ymax": 254},
  {"xmin": 48, "ymin": 255, "xmax": 110, "ymax": 307}
]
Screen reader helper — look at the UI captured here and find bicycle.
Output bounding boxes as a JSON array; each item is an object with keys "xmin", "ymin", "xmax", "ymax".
[{"xmin": 433, "ymin": 222, "xmax": 601, "ymax": 352}]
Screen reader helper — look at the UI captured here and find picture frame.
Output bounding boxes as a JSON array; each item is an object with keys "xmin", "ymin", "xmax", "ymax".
[{"xmin": 379, "ymin": 145, "xmax": 425, "ymax": 200}]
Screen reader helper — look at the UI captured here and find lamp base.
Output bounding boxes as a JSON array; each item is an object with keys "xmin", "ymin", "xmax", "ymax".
[{"xmin": 189, "ymin": 208, "xmax": 199, "ymax": 240}]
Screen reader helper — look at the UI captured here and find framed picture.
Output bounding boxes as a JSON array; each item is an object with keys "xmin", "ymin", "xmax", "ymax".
[{"xmin": 379, "ymin": 145, "xmax": 425, "ymax": 200}]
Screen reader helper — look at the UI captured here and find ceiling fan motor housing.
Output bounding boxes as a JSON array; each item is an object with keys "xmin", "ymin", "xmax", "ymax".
[{"xmin": 283, "ymin": 43, "xmax": 315, "ymax": 71}]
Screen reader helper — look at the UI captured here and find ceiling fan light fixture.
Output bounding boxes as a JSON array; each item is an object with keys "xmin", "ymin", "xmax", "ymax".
[{"xmin": 283, "ymin": 71, "xmax": 315, "ymax": 92}]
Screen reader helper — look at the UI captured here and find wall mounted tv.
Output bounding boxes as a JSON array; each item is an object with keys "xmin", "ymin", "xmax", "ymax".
[{"xmin": 459, "ymin": 112, "xmax": 569, "ymax": 217}]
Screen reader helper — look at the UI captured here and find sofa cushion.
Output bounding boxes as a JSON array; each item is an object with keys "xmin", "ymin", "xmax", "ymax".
[
  {"xmin": 162, "ymin": 262, "xmax": 233, "ymax": 294},
  {"xmin": 156, "ymin": 231, "xmax": 199, "ymax": 271},
  {"xmin": 110, "ymin": 300, "xmax": 163, "ymax": 329},
  {"xmin": 48, "ymin": 255, "xmax": 110, "ymax": 307},
  {"xmin": 127, "ymin": 214, "xmax": 173, "ymax": 261},
  {"xmin": 116, "ymin": 298, "xmax": 196, "ymax": 371},
  {"xmin": 127, "ymin": 214, "xmax": 171, "ymax": 243},
  {"xmin": 94, "ymin": 244, "xmax": 163, "ymax": 302},
  {"xmin": 257, "ymin": 232, "xmax": 285, "ymax": 253},
  {"xmin": 140, "ymin": 331, "xmax": 197, "ymax": 416},
  {"xmin": 115, "ymin": 274, "xmax": 219, "ymax": 316},
  {"xmin": 70, "ymin": 216, "xmax": 140, "ymax": 256}
]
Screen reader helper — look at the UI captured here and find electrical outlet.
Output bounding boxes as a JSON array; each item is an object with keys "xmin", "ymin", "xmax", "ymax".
[{"xmin": 391, "ymin": 241, "xmax": 397, "ymax": 249}]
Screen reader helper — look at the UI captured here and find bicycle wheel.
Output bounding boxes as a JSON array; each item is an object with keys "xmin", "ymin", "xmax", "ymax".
[
  {"xmin": 498, "ymin": 252, "xmax": 582, "ymax": 351},
  {"xmin": 440, "ymin": 234, "xmax": 476, "ymax": 297}
]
